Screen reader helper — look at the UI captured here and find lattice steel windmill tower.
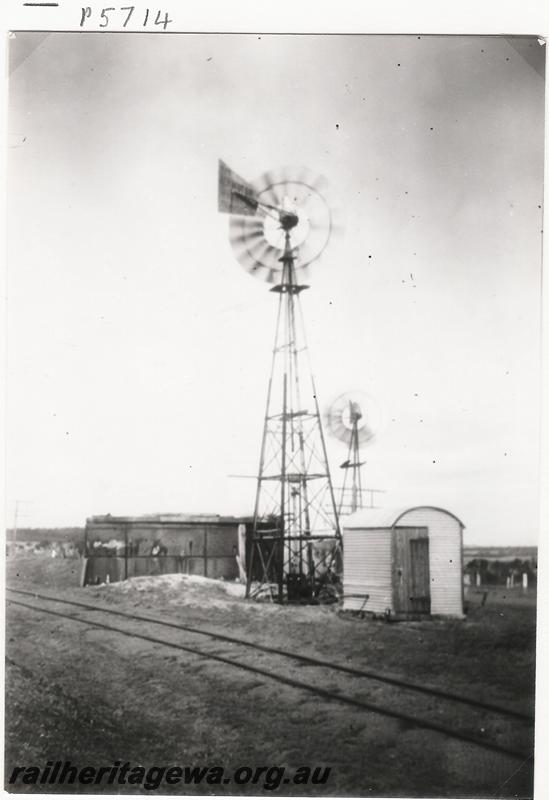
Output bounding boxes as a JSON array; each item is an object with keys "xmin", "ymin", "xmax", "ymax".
[{"xmin": 218, "ymin": 160, "xmax": 342, "ymax": 602}]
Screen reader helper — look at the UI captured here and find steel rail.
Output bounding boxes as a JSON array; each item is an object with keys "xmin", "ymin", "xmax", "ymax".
[
  {"xmin": 6, "ymin": 586, "xmax": 533, "ymax": 723},
  {"xmin": 8, "ymin": 595, "xmax": 532, "ymax": 763}
]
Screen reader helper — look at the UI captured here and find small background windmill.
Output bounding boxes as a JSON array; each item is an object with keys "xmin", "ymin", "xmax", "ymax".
[{"xmin": 326, "ymin": 391, "xmax": 385, "ymax": 515}]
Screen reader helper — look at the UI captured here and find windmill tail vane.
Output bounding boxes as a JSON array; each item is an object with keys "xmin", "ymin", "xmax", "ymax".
[{"xmin": 218, "ymin": 160, "xmax": 259, "ymax": 217}]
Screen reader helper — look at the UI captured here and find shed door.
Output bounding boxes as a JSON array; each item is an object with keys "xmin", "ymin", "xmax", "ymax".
[{"xmin": 393, "ymin": 527, "xmax": 431, "ymax": 615}]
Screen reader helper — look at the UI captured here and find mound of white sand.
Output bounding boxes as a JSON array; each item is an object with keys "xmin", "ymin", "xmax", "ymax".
[{"xmin": 95, "ymin": 572, "xmax": 247, "ymax": 609}]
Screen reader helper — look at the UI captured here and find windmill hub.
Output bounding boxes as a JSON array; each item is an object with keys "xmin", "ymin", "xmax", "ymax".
[
  {"xmin": 344, "ymin": 407, "xmax": 363, "ymax": 427},
  {"xmin": 263, "ymin": 209, "xmax": 310, "ymax": 250},
  {"xmin": 280, "ymin": 210, "xmax": 299, "ymax": 231}
]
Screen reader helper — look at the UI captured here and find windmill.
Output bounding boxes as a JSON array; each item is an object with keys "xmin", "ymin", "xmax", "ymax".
[
  {"xmin": 326, "ymin": 391, "xmax": 384, "ymax": 515},
  {"xmin": 218, "ymin": 160, "xmax": 342, "ymax": 602}
]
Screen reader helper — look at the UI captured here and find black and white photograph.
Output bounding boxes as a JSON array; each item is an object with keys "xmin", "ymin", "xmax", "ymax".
[{"xmin": 5, "ymin": 27, "xmax": 545, "ymax": 798}]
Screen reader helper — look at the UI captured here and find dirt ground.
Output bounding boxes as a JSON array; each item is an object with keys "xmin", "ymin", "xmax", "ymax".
[{"xmin": 5, "ymin": 556, "xmax": 536, "ymax": 797}]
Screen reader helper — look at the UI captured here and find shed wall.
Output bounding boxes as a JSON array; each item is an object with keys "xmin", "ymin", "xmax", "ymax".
[
  {"xmin": 84, "ymin": 519, "xmax": 240, "ymax": 584},
  {"xmin": 398, "ymin": 508, "xmax": 463, "ymax": 616},
  {"xmin": 343, "ymin": 528, "xmax": 392, "ymax": 612}
]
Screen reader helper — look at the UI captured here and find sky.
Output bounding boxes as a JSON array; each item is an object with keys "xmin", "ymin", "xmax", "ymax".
[{"xmin": 6, "ymin": 33, "xmax": 545, "ymax": 544}]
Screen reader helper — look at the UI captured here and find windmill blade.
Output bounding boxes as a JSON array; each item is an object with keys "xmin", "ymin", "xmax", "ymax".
[
  {"xmin": 356, "ymin": 422, "xmax": 376, "ymax": 444},
  {"xmin": 329, "ymin": 421, "xmax": 353, "ymax": 445},
  {"xmin": 309, "ymin": 215, "xmax": 345, "ymax": 248},
  {"xmin": 288, "ymin": 181, "xmax": 313, "ymax": 205},
  {"xmin": 294, "ymin": 240, "xmax": 313, "ymax": 267},
  {"xmin": 252, "ymin": 169, "xmax": 280, "ymax": 194},
  {"xmin": 234, "ymin": 247, "xmax": 261, "ymax": 273},
  {"xmin": 253, "ymin": 170, "xmax": 286, "ymax": 207},
  {"xmin": 298, "ymin": 263, "xmax": 311, "ymax": 283},
  {"xmin": 310, "ymin": 174, "xmax": 331, "ymax": 197},
  {"xmin": 229, "ymin": 216, "xmax": 263, "ymax": 236},
  {"xmin": 231, "ymin": 230, "xmax": 282, "ymax": 281},
  {"xmin": 279, "ymin": 165, "xmax": 309, "ymax": 186},
  {"xmin": 264, "ymin": 244, "xmax": 283, "ymax": 271},
  {"xmin": 229, "ymin": 225, "xmax": 264, "ymax": 249},
  {"xmin": 229, "ymin": 218, "xmax": 263, "ymax": 244},
  {"xmin": 249, "ymin": 240, "xmax": 281, "ymax": 272},
  {"xmin": 289, "ymin": 167, "xmax": 331, "ymax": 198},
  {"xmin": 270, "ymin": 227, "xmax": 286, "ymax": 251},
  {"xmin": 295, "ymin": 165, "xmax": 317, "ymax": 186},
  {"xmin": 296, "ymin": 232, "xmax": 329, "ymax": 268},
  {"xmin": 254, "ymin": 166, "xmax": 328, "ymax": 210},
  {"xmin": 260, "ymin": 186, "xmax": 285, "ymax": 209},
  {"xmin": 229, "ymin": 232, "xmax": 263, "ymax": 265},
  {"xmin": 235, "ymin": 250, "xmax": 274, "ymax": 282}
]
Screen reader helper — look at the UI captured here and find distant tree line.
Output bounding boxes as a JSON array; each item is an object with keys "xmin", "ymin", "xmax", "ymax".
[{"xmin": 6, "ymin": 527, "xmax": 84, "ymax": 544}]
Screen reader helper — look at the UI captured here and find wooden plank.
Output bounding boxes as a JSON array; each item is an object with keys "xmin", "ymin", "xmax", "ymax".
[
  {"xmin": 393, "ymin": 529, "xmax": 409, "ymax": 612},
  {"xmin": 410, "ymin": 538, "xmax": 430, "ymax": 613},
  {"xmin": 393, "ymin": 527, "xmax": 429, "ymax": 614}
]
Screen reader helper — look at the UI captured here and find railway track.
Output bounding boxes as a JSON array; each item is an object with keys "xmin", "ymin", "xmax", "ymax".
[{"xmin": 7, "ymin": 587, "xmax": 534, "ymax": 763}]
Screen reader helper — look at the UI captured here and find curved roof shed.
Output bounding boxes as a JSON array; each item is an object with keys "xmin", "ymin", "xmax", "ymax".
[{"xmin": 343, "ymin": 506, "xmax": 465, "ymax": 618}]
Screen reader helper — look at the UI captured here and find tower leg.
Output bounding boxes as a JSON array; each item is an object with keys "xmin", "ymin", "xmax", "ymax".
[{"xmin": 247, "ymin": 234, "xmax": 341, "ymax": 602}]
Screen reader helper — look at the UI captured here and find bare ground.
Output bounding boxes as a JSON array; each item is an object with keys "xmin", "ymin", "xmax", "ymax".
[{"xmin": 5, "ymin": 556, "xmax": 536, "ymax": 797}]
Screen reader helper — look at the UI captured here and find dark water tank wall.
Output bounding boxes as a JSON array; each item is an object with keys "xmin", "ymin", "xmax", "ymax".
[{"xmin": 83, "ymin": 514, "xmax": 248, "ymax": 585}]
